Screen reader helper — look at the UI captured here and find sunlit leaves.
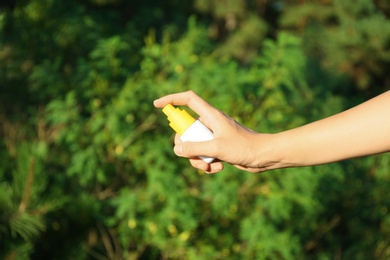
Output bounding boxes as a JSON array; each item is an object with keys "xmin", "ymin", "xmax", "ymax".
[{"xmin": 1, "ymin": 0, "xmax": 390, "ymax": 259}]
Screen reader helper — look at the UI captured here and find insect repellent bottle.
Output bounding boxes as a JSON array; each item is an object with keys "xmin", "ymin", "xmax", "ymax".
[{"xmin": 162, "ymin": 104, "xmax": 215, "ymax": 163}]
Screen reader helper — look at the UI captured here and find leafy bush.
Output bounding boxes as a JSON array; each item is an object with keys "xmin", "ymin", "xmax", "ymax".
[{"xmin": 1, "ymin": 0, "xmax": 390, "ymax": 259}]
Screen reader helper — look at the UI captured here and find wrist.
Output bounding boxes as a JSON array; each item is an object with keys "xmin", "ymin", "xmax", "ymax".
[{"xmin": 251, "ymin": 132, "xmax": 296, "ymax": 171}]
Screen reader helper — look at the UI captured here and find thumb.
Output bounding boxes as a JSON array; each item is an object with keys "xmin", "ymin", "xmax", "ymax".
[{"xmin": 174, "ymin": 140, "xmax": 218, "ymax": 159}]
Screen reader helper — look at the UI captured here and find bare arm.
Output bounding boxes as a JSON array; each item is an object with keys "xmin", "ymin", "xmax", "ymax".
[
  {"xmin": 274, "ymin": 90, "xmax": 390, "ymax": 168},
  {"xmin": 154, "ymin": 90, "xmax": 390, "ymax": 173}
]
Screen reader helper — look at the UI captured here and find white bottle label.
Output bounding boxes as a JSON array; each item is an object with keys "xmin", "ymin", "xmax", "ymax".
[{"xmin": 180, "ymin": 120, "xmax": 215, "ymax": 163}]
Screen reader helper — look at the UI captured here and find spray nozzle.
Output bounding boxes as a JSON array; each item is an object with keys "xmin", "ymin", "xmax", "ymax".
[{"xmin": 162, "ymin": 104, "xmax": 196, "ymax": 135}]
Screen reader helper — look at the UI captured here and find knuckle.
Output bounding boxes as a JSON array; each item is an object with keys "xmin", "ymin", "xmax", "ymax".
[
  {"xmin": 186, "ymin": 90, "xmax": 198, "ymax": 98},
  {"xmin": 181, "ymin": 143, "xmax": 193, "ymax": 156},
  {"xmin": 190, "ymin": 159, "xmax": 208, "ymax": 171}
]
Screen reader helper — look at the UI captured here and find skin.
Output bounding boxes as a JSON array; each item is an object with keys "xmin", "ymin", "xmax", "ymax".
[{"xmin": 153, "ymin": 90, "xmax": 390, "ymax": 174}]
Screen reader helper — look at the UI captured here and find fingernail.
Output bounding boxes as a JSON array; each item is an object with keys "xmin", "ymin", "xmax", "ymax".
[{"xmin": 174, "ymin": 145, "xmax": 183, "ymax": 156}]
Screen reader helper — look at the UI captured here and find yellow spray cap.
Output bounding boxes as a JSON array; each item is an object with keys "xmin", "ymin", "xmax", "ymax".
[{"xmin": 162, "ymin": 104, "xmax": 195, "ymax": 136}]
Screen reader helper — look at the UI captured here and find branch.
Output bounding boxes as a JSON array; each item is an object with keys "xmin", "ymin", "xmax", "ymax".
[{"xmin": 18, "ymin": 157, "xmax": 35, "ymax": 213}]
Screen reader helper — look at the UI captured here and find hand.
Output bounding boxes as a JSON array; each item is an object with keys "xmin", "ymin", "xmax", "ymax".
[{"xmin": 153, "ymin": 90, "xmax": 276, "ymax": 173}]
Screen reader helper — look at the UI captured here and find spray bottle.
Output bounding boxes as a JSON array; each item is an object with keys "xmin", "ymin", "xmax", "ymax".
[{"xmin": 162, "ymin": 104, "xmax": 215, "ymax": 163}]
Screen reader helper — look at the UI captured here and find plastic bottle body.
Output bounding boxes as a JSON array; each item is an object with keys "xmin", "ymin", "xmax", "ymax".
[
  {"xmin": 162, "ymin": 104, "xmax": 215, "ymax": 164},
  {"xmin": 180, "ymin": 120, "xmax": 215, "ymax": 163}
]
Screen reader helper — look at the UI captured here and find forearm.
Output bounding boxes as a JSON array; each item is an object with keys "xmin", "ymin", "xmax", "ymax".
[{"xmin": 265, "ymin": 91, "xmax": 390, "ymax": 169}]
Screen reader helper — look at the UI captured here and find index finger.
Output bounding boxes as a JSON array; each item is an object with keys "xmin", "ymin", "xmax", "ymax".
[{"xmin": 153, "ymin": 90, "xmax": 216, "ymax": 119}]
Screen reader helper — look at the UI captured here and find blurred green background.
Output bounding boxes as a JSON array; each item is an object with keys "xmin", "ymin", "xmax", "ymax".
[{"xmin": 1, "ymin": 0, "xmax": 390, "ymax": 259}]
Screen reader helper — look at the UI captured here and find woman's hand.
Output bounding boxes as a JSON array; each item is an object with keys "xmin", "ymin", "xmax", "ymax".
[{"xmin": 153, "ymin": 90, "xmax": 277, "ymax": 173}]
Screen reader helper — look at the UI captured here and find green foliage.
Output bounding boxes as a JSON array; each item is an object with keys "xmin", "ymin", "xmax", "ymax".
[
  {"xmin": 1, "ymin": 0, "xmax": 390, "ymax": 259},
  {"xmin": 0, "ymin": 142, "xmax": 64, "ymax": 258},
  {"xmin": 281, "ymin": 0, "xmax": 390, "ymax": 91}
]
